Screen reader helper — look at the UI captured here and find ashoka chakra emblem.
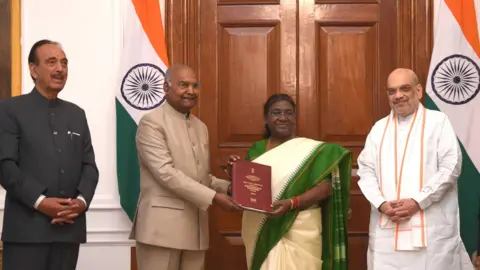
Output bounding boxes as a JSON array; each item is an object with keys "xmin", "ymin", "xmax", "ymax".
[
  {"xmin": 431, "ymin": 54, "xmax": 480, "ymax": 105},
  {"xmin": 121, "ymin": 63, "xmax": 166, "ymax": 110}
]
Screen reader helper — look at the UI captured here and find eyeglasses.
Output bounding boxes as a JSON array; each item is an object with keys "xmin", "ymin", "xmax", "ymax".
[
  {"xmin": 269, "ymin": 110, "xmax": 296, "ymax": 119},
  {"xmin": 386, "ymin": 84, "xmax": 414, "ymax": 95}
]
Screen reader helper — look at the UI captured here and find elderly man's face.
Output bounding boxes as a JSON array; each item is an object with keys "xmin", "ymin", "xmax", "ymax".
[
  {"xmin": 386, "ymin": 71, "xmax": 422, "ymax": 117},
  {"xmin": 164, "ymin": 67, "xmax": 199, "ymax": 113},
  {"xmin": 29, "ymin": 43, "xmax": 68, "ymax": 94}
]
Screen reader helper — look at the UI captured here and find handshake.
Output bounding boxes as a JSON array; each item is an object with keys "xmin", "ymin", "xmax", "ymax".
[
  {"xmin": 37, "ymin": 197, "xmax": 86, "ymax": 225},
  {"xmin": 379, "ymin": 198, "xmax": 421, "ymax": 223}
]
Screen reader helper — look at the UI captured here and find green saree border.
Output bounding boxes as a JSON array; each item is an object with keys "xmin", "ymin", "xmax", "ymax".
[
  {"xmin": 323, "ymin": 146, "xmax": 351, "ymax": 270},
  {"xmin": 249, "ymin": 142, "xmax": 352, "ymax": 270}
]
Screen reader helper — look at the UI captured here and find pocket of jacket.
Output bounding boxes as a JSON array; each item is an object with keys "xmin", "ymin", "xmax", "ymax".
[{"xmin": 150, "ymin": 196, "xmax": 185, "ymax": 210}]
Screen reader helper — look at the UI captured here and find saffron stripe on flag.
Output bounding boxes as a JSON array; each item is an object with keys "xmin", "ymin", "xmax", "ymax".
[
  {"xmin": 132, "ymin": 0, "xmax": 169, "ymax": 66},
  {"xmin": 445, "ymin": 0, "xmax": 480, "ymax": 58}
]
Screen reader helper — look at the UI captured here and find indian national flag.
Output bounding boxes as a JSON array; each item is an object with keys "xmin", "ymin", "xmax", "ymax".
[
  {"xmin": 425, "ymin": 0, "xmax": 480, "ymax": 257},
  {"xmin": 116, "ymin": 0, "xmax": 169, "ymax": 221}
]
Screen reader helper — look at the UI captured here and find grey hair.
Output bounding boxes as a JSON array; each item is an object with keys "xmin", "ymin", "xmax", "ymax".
[
  {"xmin": 412, "ymin": 73, "xmax": 419, "ymax": 85},
  {"xmin": 165, "ymin": 67, "xmax": 173, "ymax": 86},
  {"xmin": 164, "ymin": 64, "xmax": 194, "ymax": 87}
]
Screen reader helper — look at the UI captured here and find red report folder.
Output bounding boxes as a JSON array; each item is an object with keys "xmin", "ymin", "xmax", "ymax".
[{"xmin": 231, "ymin": 160, "xmax": 272, "ymax": 213}]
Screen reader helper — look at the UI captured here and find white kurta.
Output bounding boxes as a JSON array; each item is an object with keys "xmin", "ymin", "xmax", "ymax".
[{"xmin": 358, "ymin": 104, "xmax": 474, "ymax": 270}]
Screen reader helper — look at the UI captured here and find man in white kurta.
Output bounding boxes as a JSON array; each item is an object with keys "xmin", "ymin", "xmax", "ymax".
[{"xmin": 358, "ymin": 68, "xmax": 474, "ymax": 270}]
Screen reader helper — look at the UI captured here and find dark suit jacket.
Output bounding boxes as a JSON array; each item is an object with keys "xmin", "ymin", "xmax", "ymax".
[{"xmin": 0, "ymin": 89, "xmax": 99, "ymax": 243}]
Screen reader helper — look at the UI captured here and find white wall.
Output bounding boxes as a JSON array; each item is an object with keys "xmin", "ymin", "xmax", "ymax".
[{"xmin": 0, "ymin": 0, "xmax": 133, "ymax": 269}]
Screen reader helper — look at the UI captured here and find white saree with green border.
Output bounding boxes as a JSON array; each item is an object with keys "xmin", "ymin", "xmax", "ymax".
[{"xmin": 242, "ymin": 137, "xmax": 352, "ymax": 270}]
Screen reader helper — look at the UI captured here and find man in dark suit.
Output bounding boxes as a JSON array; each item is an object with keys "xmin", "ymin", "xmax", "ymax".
[{"xmin": 0, "ymin": 39, "xmax": 99, "ymax": 270}]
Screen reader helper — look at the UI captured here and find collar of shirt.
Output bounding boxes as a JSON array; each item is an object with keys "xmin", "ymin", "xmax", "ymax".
[
  {"xmin": 164, "ymin": 101, "xmax": 190, "ymax": 120},
  {"xmin": 31, "ymin": 88, "xmax": 60, "ymax": 108}
]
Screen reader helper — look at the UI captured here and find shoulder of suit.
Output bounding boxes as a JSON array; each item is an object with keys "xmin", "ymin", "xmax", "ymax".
[
  {"xmin": 138, "ymin": 105, "xmax": 168, "ymax": 128},
  {"xmin": 189, "ymin": 114, "xmax": 207, "ymax": 129},
  {"xmin": 59, "ymin": 99, "xmax": 85, "ymax": 114},
  {"xmin": 0, "ymin": 93, "xmax": 28, "ymax": 107},
  {"xmin": 1, "ymin": 94, "xmax": 84, "ymax": 113},
  {"xmin": 144, "ymin": 104, "xmax": 165, "ymax": 118}
]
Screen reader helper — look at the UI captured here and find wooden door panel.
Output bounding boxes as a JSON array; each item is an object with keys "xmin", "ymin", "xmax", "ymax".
[
  {"xmin": 218, "ymin": 24, "xmax": 280, "ymax": 146},
  {"xmin": 348, "ymin": 233, "xmax": 370, "ymax": 270},
  {"xmin": 299, "ymin": 2, "xmax": 385, "ymax": 166},
  {"xmin": 201, "ymin": 1, "xmax": 296, "ymax": 270},
  {"xmin": 298, "ymin": 1, "xmax": 397, "ymax": 269},
  {"xmin": 316, "ymin": 24, "xmax": 376, "ymax": 165},
  {"xmin": 348, "ymin": 177, "xmax": 372, "ymax": 232}
]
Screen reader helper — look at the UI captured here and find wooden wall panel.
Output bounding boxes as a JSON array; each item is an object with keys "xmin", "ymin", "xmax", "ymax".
[
  {"xmin": 0, "ymin": 0, "xmax": 12, "ymax": 100},
  {"xmin": 165, "ymin": 0, "xmax": 199, "ymax": 114}
]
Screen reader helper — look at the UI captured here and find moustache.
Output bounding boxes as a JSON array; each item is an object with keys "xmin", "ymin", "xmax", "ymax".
[
  {"xmin": 393, "ymin": 99, "xmax": 408, "ymax": 104},
  {"xmin": 51, "ymin": 73, "xmax": 65, "ymax": 80}
]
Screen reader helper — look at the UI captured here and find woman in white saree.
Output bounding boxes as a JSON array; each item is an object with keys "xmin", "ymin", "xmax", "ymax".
[{"xmin": 227, "ymin": 94, "xmax": 352, "ymax": 270}]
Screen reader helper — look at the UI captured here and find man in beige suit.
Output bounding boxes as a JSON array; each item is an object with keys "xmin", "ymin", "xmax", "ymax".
[{"xmin": 131, "ymin": 64, "xmax": 241, "ymax": 270}]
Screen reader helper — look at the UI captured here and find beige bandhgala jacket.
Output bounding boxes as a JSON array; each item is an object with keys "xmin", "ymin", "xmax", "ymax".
[{"xmin": 129, "ymin": 102, "xmax": 230, "ymax": 250}]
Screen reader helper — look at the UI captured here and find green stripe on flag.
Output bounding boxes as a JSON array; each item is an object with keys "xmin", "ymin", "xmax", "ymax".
[
  {"xmin": 116, "ymin": 98, "xmax": 140, "ymax": 221},
  {"xmin": 424, "ymin": 95, "xmax": 480, "ymax": 255}
]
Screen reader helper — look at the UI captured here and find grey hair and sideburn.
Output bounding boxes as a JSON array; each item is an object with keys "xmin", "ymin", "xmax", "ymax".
[
  {"xmin": 164, "ymin": 64, "xmax": 194, "ymax": 87},
  {"xmin": 28, "ymin": 39, "xmax": 63, "ymax": 82},
  {"xmin": 412, "ymin": 73, "xmax": 419, "ymax": 85},
  {"xmin": 164, "ymin": 67, "xmax": 173, "ymax": 86}
]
